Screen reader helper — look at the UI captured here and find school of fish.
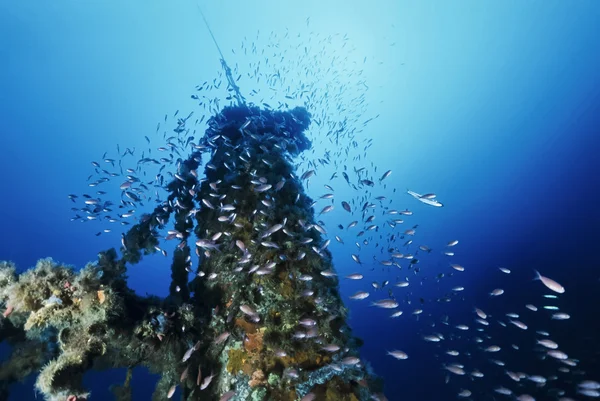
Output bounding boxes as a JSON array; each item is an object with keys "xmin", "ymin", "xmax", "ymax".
[{"xmin": 66, "ymin": 20, "xmax": 594, "ymax": 401}]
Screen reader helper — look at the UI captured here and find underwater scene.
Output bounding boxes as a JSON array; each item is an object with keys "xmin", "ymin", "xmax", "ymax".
[{"xmin": 1, "ymin": 1, "xmax": 600, "ymax": 401}]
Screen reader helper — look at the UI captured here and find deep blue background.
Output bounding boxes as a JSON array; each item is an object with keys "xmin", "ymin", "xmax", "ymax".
[{"xmin": 1, "ymin": 1, "xmax": 599, "ymax": 400}]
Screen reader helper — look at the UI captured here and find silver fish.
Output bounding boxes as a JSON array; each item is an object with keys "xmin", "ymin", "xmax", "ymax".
[
  {"xmin": 349, "ymin": 291, "xmax": 369, "ymax": 300},
  {"xmin": 379, "ymin": 169, "xmax": 392, "ymax": 181},
  {"xmin": 254, "ymin": 184, "xmax": 272, "ymax": 192},
  {"xmin": 371, "ymin": 299, "xmax": 398, "ymax": 309},
  {"xmin": 534, "ymin": 270, "xmax": 565, "ymax": 293},
  {"xmin": 214, "ymin": 331, "xmax": 230, "ymax": 345}
]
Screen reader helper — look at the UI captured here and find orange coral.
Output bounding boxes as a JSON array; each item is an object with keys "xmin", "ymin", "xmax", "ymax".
[
  {"xmin": 235, "ymin": 317, "xmax": 258, "ymax": 334},
  {"xmin": 276, "ymin": 349, "xmax": 330, "ymax": 369},
  {"xmin": 97, "ymin": 290, "xmax": 106, "ymax": 304},
  {"xmin": 249, "ymin": 369, "xmax": 266, "ymax": 388},
  {"xmin": 244, "ymin": 328, "xmax": 264, "ymax": 353}
]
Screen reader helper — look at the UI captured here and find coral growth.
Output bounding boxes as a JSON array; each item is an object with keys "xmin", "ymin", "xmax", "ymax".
[
  {"xmin": 249, "ymin": 370, "xmax": 266, "ymax": 388},
  {"xmin": 0, "ymin": 104, "xmax": 382, "ymax": 400}
]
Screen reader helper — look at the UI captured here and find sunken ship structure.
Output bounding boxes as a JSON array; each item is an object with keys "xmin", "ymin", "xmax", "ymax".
[{"xmin": 0, "ymin": 103, "xmax": 384, "ymax": 401}]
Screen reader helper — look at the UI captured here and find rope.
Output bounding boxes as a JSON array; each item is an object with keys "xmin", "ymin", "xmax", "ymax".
[{"xmin": 196, "ymin": 3, "xmax": 246, "ymax": 106}]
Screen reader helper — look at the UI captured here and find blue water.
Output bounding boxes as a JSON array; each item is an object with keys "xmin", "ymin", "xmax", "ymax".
[{"xmin": 1, "ymin": 1, "xmax": 600, "ymax": 400}]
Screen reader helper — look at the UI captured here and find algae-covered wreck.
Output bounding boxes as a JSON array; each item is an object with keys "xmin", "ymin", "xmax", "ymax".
[{"xmin": 0, "ymin": 102, "xmax": 384, "ymax": 400}]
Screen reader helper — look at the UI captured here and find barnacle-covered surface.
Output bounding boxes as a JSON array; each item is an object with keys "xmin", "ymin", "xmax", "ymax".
[{"xmin": 0, "ymin": 105, "xmax": 382, "ymax": 400}]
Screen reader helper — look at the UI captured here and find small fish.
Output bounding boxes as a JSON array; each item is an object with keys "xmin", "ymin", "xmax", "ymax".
[
  {"xmin": 240, "ymin": 304, "xmax": 258, "ymax": 317},
  {"xmin": 547, "ymin": 350, "xmax": 568, "ymax": 360},
  {"xmin": 450, "ymin": 264, "xmax": 465, "ymax": 272},
  {"xmin": 528, "ymin": 375, "xmax": 547, "ymax": 384},
  {"xmin": 196, "ymin": 239, "xmax": 220, "ymax": 251},
  {"xmin": 578, "ymin": 381, "xmax": 600, "ymax": 390},
  {"xmin": 407, "ymin": 189, "xmax": 443, "ymax": 207},
  {"xmin": 387, "ymin": 350, "xmax": 408, "ymax": 360},
  {"xmin": 261, "ymin": 224, "xmax": 283, "ymax": 238},
  {"xmin": 202, "ymin": 199, "xmax": 215, "ymax": 209},
  {"xmin": 534, "ymin": 270, "xmax": 565, "ymax": 293},
  {"xmin": 274, "ymin": 349, "xmax": 287, "ymax": 357},
  {"xmin": 235, "ymin": 240, "xmax": 246, "ymax": 252},
  {"xmin": 505, "ymin": 371, "xmax": 521, "ymax": 382},
  {"xmin": 495, "ymin": 387, "xmax": 513, "ymax": 396},
  {"xmin": 361, "ymin": 179, "xmax": 375, "ymax": 187},
  {"xmin": 254, "ymin": 184, "xmax": 272, "ymax": 192},
  {"xmin": 180, "ymin": 366, "xmax": 189, "ymax": 382},
  {"xmin": 537, "ymin": 339, "xmax": 558, "ymax": 349},
  {"xmin": 184, "ymin": 340, "xmax": 201, "ymax": 363},
  {"xmin": 301, "ymin": 393, "xmax": 316, "ymax": 401},
  {"xmin": 445, "ymin": 365, "xmax": 465, "ymax": 375},
  {"xmin": 119, "ymin": 181, "xmax": 132, "ymax": 190},
  {"xmin": 312, "ymin": 224, "xmax": 327, "ymax": 235},
  {"xmin": 349, "ymin": 291, "xmax": 369, "ymax": 300},
  {"xmin": 474, "ymin": 308, "xmax": 487, "ymax": 319},
  {"xmin": 317, "ymin": 343, "xmax": 340, "ymax": 354},
  {"xmin": 200, "ymin": 372, "xmax": 215, "ymax": 390},
  {"xmin": 300, "ymin": 169, "xmax": 315, "ymax": 180},
  {"xmin": 379, "ymin": 170, "xmax": 392, "ymax": 182},
  {"xmin": 219, "ymin": 391, "xmax": 236, "ymax": 401},
  {"xmin": 214, "ymin": 331, "xmax": 230, "ymax": 345},
  {"xmin": 371, "ymin": 299, "xmax": 399, "ymax": 309},
  {"xmin": 341, "ymin": 356, "xmax": 361, "ymax": 365},
  {"xmin": 2, "ymin": 304, "xmax": 14, "ymax": 318},
  {"xmin": 319, "ymin": 205, "xmax": 334, "ymax": 215},
  {"xmin": 509, "ymin": 320, "xmax": 528, "ymax": 330}
]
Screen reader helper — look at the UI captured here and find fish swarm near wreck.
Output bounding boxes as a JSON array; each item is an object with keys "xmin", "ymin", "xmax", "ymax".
[{"xmin": 0, "ymin": 104, "xmax": 383, "ymax": 401}]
